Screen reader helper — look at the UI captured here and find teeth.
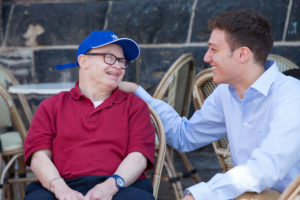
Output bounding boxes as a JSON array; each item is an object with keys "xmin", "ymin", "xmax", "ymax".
[
  {"xmin": 212, "ymin": 67, "xmax": 216, "ymax": 70},
  {"xmin": 107, "ymin": 72, "xmax": 119, "ymax": 77}
]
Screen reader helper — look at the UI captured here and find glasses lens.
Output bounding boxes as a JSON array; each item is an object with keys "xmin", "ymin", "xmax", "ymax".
[
  {"xmin": 104, "ymin": 54, "xmax": 116, "ymax": 65},
  {"xmin": 118, "ymin": 58, "xmax": 128, "ymax": 69}
]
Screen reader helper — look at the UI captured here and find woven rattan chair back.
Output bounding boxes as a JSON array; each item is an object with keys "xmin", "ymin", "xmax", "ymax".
[
  {"xmin": 153, "ymin": 53, "xmax": 195, "ymax": 116},
  {"xmin": 267, "ymin": 54, "xmax": 299, "ymax": 72},
  {"xmin": 0, "ymin": 84, "xmax": 29, "ymax": 200},
  {"xmin": 278, "ymin": 173, "xmax": 300, "ymax": 200},
  {"xmin": 148, "ymin": 104, "xmax": 166, "ymax": 200},
  {"xmin": 0, "ymin": 65, "xmax": 33, "ymax": 125},
  {"xmin": 192, "ymin": 68, "xmax": 233, "ymax": 173},
  {"xmin": 152, "ymin": 53, "xmax": 202, "ymax": 199}
]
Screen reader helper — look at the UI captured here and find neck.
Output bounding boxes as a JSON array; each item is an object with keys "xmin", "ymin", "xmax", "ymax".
[
  {"xmin": 234, "ymin": 63, "xmax": 265, "ymax": 99},
  {"xmin": 79, "ymin": 80, "xmax": 112, "ymax": 101}
]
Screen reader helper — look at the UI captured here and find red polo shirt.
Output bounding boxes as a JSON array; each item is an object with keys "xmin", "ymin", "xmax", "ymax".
[{"xmin": 24, "ymin": 82, "xmax": 155, "ymax": 179}]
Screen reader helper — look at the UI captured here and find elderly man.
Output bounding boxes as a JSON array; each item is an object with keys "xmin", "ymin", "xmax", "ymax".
[
  {"xmin": 120, "ymin": 9, "xmax": 300, "ymax": 200},
  {"xmin": 24, "ymin": 31, "xmax": 155, "ymax": 200}
]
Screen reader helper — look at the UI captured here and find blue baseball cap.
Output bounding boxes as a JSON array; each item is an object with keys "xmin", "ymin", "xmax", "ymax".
[{"xmin": 56, "ymin": 30, "xmax": 140, "ymax": 70}]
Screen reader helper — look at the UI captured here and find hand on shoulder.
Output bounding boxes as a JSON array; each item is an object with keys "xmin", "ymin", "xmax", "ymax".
[{"xmin": 119, "ymin": 81, "xmax": 139, "ymax": 93}]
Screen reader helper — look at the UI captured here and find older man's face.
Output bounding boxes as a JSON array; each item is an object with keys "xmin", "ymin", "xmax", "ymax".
[{"xmin": 85, "ymin": 44, "xmax": 126, "ymax": 90}]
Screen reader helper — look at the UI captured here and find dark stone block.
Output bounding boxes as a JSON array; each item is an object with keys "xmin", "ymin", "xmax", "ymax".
[
  {"xmin": 271, "ymin": 46, "xmax": 300, "ymax": 67},
  {"xmin": 5, "ymin": 2, "xmax": 108, "ymax": 46},
  {"xmin": 33, "ymin": 49, "xmax": 78, "ymax": 83},
  {"xmin": 191, "ymin": 0, "xmax": 289, "ymax": 42},
  {"xmin": 0, "ymin": 49, "xmax": 33, "ymax": 84},
  {"xmin": 137, "ymin": 46, "xmax": 209, "ymax": 94},
  {"xmin": 107, "ymin": 0, "xmax": 194, "ymax": 44},
  {"xmin": 286, "ymin": 1, "xmax": 300, "ymax": 41},
  {"xmin": 1, "ymin": 2, "xmax": 12, "ymax": 39}
]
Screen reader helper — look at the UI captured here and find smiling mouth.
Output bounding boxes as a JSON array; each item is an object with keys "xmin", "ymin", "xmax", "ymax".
[{"xmin": 107, "ymin": 71, "xmax": 120, "ymax": 79}]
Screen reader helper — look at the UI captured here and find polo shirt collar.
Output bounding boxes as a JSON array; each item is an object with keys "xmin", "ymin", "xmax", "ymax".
[{"xmin": 70, "ymin": 81, "xmax": 126, "ymax": 104}]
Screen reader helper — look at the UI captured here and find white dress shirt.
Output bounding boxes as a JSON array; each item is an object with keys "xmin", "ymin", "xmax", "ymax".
[{"xmin": 134, "ymin": 60, "xmax": 300, "ymax": 200}]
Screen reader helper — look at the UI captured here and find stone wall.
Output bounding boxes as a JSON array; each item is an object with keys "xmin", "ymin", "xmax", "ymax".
[{"xmin": 0, "ymin": 0, "xmax": 299, "ymax": 104}]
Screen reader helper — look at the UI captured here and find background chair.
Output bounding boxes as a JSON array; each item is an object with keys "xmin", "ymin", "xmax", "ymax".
[
  {"xmin": 278, "ymin": 173, "xmax": 300, "ymax": 200},
  {"xmin": 0, "ymin": 65, "xmax": 33, "ymax": 126},
  {"xmin": 267, "ymin": 54, "xmax": 299, "ymax": 72},
  {"xmin": 192, "ymin": 68, "xmax": 233, "ymax": 173},
  {"xmin": 0, "ymin": 83, "xmax": 31, "ymax": 200},
  {"xmin": 153, "ymin": 53, "xmax": 201, "ymax": 199},
  {"xmin": 148, "ymin": 104, "xmax": 166, "ymax": 200}
]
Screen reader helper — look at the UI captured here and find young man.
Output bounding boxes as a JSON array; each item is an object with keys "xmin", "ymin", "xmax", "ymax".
[
  {"xmin": 24, "ymin": 31, "xmax": 155, "ymax": 200},
  {"xmin": 120, "ymin": 9, "xmax": 300, "ymax": 200}
]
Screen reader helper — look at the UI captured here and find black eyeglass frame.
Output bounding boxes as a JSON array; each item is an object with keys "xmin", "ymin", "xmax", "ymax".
[{"xmin": 85, "ymin": 53, "xmax": 129, "ymax": 69}]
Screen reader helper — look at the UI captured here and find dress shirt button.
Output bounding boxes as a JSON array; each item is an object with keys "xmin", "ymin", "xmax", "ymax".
[{"xmin": 244, "ymin": 122, "xmax": 248, "ymax": 126}]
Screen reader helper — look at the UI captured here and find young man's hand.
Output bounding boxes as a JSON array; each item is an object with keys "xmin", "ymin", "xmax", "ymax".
[
  {"xmin": 118, "ymin": 81, "xmax": 139, "ymax": 93},
  {"xmin": 182, "ymin": 193, "xmax": 195, "ymax": 200}
]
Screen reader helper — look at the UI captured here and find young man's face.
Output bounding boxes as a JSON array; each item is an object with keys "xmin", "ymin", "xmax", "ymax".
[{"xmin": 204, "ymin": 28, "xmax": 241, "ymax": 85}]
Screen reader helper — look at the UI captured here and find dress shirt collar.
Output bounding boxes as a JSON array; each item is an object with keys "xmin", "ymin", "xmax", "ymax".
[
  {"xmin": 228, "ymin": 60, "xmax": 279, "ymax": 97},
  {"xmin": 250, "ymin": 60, "xmax": 279, "ymax": 96}
]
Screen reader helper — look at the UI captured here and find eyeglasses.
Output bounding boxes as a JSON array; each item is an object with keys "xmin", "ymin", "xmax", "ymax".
[{"xmin": 85, "ymin": 53, "xmax": 129, "ymax": 69}]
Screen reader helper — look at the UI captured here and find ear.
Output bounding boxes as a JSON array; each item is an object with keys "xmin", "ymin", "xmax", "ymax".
[
  {"xmin": 78, "ymin": 54, "xmax": 89, "ymax": 70},
  {"xmin": 238, "ymin": 47, "xmax": 251, "ymax": 63}
]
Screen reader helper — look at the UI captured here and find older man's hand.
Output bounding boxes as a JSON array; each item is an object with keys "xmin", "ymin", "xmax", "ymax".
[
  {"xmin": 84, "ymin": 178, "xmax": 118, "ymax": 200},
  {"xmin": 119, "ymin": 81, "xmax": 139, "ymax": 93},
  {"xmin": 182, "ymin": 193, "xmax": 195, "ymax": 200}
]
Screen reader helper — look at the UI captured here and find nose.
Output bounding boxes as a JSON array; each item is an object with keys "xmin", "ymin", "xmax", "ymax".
[
  {"xmin": 203, "ymin": 49, "xmax": 211, "ymax": 63},
  {"xmin": 112, "ymin": 60, "xmax": 124, "ymax": 70}
]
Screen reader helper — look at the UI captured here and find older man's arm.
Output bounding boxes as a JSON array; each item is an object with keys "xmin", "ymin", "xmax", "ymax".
[
  {"xmin": 84, "ymin": 152, "xmax": 147, "ymax": 200},
  {"xmin": 31, "ymin": 150, "xmax": 84, "ymax": 200}
]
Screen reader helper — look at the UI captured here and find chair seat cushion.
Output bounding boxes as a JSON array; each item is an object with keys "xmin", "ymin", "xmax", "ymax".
[{"xmin": 0, "ymin": 131, "xmax": 23, "ymax": 152}]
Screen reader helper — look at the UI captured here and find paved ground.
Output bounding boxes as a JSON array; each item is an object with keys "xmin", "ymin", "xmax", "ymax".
[{"xmin": 156, "ymin": 145, "xmax": 221, "ymax": 200}]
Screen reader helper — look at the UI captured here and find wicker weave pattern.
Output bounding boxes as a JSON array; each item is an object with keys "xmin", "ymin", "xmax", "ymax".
[{"xmin": 267, "ymin": 54, "xmax": 299, "ymax": 72}]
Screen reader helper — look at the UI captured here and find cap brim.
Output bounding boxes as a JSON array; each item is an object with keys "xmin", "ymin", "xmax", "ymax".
[{"xmin": 91, "ymin": 38, "xmax": 140, "ymax": 61}]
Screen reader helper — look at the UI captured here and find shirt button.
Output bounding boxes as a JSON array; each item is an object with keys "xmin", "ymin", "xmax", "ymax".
[{"xmin": 244, "ymin": 122, "xmax": 248, "ymax": 126}]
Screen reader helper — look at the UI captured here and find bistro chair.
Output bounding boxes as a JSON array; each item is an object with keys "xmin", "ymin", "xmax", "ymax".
[
  {"xmin": 153, "ymin": 53, "xmax": 200, "ymax": 199},
  {"xmin": 278, "ymin": 173, "xmax": 300, "ymax": 200},
  {"xmin": 0, "ymin": 65, "xmax": 33, "ymax": 126},
  {"xmin": 0, "ymin": 84, "xmax": 32, "ymax": 200},
  {"xmin": 192, "ymin": 68, "xmax": 233, "ymax": 173},
  {"xmin": 148, "ymin": 104, "xmax": 166, "ymax": 200},
  {"xmin": 267, "ymin": 54, "xmax": 299, "ymax": 72}
]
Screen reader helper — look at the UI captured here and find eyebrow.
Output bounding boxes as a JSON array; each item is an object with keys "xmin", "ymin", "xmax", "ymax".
[{"xmin": 208, "ymin": 42, "xmax": 217, "ymax": 47}]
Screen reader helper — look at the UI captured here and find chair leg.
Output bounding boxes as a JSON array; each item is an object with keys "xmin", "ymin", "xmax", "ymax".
[
  {"xmin": 17, "ymin": 156, "xmax": 26, "ymax": 200},
  {"xmin": 164, "ymin": 148, "xmax": 185, "ymax": 199},
  {"xmin": 175, "ymin": 151, "xmax": 201, "ymax": 183}
]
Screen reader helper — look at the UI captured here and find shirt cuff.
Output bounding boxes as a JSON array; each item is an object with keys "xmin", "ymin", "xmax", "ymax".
[
  {"xmin": 185, "ymin": 182, "xmax": 213, "ymax": 200},
  {"xmin": 134, "ymin": 86, "xmax": 153, "ymax": 104}
]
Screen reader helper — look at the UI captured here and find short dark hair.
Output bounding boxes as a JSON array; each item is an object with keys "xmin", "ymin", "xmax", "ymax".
[{"xmin": 208, "ymin": 9, "xmax": 274, "ymax": 65}]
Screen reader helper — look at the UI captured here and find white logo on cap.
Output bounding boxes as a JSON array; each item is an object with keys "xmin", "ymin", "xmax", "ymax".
[{"xmin": 111, "ymin": 34, "xmax": 118, "ymax": 40}]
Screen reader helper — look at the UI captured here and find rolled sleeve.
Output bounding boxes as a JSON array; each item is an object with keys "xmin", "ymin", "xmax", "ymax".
[{"xmin": 186, "ymin": 182, "xmax": 213, "ymax": 200}]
